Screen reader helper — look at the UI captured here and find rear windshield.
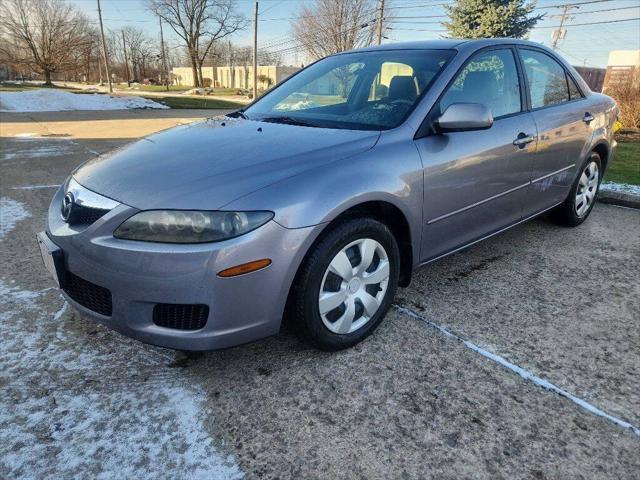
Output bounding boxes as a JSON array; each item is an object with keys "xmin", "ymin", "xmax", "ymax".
[{"xmin": 244, "ymin": 49, "xmax": 455, "ymax": 131}]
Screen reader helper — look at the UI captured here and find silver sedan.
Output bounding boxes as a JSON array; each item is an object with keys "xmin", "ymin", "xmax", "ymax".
[{"xmin": 38, "ymin": 38, "xmax": 617, "ymax": 351}]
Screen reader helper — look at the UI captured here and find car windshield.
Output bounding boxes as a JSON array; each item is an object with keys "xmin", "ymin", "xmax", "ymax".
[{"xmin": 243, "ymin": 49, "xmax": 455, "ymax": 131}]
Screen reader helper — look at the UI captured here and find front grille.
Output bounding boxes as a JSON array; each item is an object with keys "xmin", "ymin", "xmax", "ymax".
[
  {"xmin": 153, "ymin": 304, "xmax": 209, "ymax": 330},
  {"xmin": 71, "ymin": 205, "xmax": 110, "ymax": 225},
  {"xmin": 63, "ymin": 271, "xmax": 113, "ymax": 316}
]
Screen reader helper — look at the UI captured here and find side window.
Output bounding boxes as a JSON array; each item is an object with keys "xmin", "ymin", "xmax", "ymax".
[
  {"xmin": 439, "ymin": 49, "xmax": 521, "ymax": 119},
  {"xmin": 520, "ymin": 50, "xmax": 570, "ymax": 108},
  {"xmin": 567, "ymin": 74, "xmax": 583, "ymax": 100}
]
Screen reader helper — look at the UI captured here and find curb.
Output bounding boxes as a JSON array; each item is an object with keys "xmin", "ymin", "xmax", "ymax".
[{"xmin": 598, "ymin": 190, "xmax": 640, "ymax": 209}]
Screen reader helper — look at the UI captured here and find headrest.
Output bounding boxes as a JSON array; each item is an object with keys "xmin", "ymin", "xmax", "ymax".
[{"xmin": 388, "ymin": 76, "xmax": 417, "ymax": 102}]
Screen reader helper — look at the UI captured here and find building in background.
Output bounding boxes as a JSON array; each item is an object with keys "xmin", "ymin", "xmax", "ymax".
[
  {"xmin": 574, "ymin": 66, "xmax": 606, "ymax": 92},
  {"xmin": 603, "ymin": 50, "xmax": 640, "ymax": 91},
  {"xmin": 172, "ymin": 65, "xmax": 300, "ymax": 89}
]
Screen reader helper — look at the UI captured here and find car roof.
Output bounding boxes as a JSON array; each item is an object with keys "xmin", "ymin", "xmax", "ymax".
[{"xmin": 347, "ymin": 38, "xmax": 545, "ymax": 53}]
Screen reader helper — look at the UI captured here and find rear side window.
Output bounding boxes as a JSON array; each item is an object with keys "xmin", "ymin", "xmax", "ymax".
[
  {"xmin": 520, "ymin": 49, "xmax": 570, "ymax": 108},
  {"xmin": 439, "ymin": 49, "xmax": 522, "ymax": 119},
  {"xmin": 567, "ymin": 74, "xmax": 583, "ymax": 100}
]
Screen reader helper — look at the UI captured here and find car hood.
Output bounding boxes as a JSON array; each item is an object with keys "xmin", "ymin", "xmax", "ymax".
[{"xmin": 73, "ymin": 116, "xmax": 380, "ymax": 210}]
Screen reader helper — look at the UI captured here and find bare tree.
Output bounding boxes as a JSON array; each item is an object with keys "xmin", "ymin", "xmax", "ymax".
[
  {"xmin": 148, "ymin": 0, "xmax": 246, "ymax": 87},
  {"xmin": 291, "ymin": 0, "xmax": 383, "ymax": 61},
  {"xmin": 123, "ymin": 27, "xmax": 157, "ymax": 80},
  {"xmin": 258, "ymin": 48, "xmax": 282, "ymax": 67},
  {"xmin": 0, "ymin": 0, "xmax": 92, "ymax": 85}
]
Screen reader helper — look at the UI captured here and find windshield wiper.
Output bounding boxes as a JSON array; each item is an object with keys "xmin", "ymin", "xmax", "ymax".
[{"xmin": 258, "ymin": 116, "xmax": 318, "ymax": 128}]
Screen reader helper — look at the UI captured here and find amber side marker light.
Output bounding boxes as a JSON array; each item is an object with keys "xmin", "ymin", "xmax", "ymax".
[{"xmin": 217, "ymin": 259, "xmax": 272, "ymax": 278}]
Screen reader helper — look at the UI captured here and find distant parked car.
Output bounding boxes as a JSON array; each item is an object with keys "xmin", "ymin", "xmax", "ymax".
[{"xmin": 38, "ymin": 39, "xmax": 617, "ymax": 351}]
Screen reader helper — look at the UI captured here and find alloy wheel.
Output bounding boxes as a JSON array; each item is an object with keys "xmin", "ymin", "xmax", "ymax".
[
  {"xmin": 318, "ymin": 238, "xmax": 390, "ymax": 334},
  {"xmin": 575, "ymin": 161, "xmax": 599, "ymax": 217}
]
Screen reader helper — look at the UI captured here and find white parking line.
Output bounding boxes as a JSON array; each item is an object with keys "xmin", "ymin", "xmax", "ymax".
[{"xmin": 394, "ymin": 305, "xmax": 640, "ymax": 438}]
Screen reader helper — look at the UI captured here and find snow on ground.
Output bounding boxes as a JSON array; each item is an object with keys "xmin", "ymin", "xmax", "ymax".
[
  {"xmin": 0, "ymin": 197, "xmax": 31, "ymax": 240},
  {"xmin": 0, "ymin": 279, "xmax": 243, "ymax": 479},
  {"xmin": 1, "ymin": 138, "xmax": 76, "ymax": 161},
  {"xmin": 601, "ymin": 181, "xmax": 640, "ymax": 197},
  {"xmin": 0, "ymin": 89, "xmax": 168, "ymax": 112}
]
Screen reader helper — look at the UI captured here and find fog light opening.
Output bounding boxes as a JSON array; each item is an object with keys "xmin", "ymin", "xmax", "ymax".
[{"xmin": 217, "ymin": 259, "xmax": 272, "ymax": 277}]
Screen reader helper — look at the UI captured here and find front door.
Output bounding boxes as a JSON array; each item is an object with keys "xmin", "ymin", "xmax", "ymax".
[{"xmin": 414, "ymin": 47, "xmax": 538, "ymax": 262}]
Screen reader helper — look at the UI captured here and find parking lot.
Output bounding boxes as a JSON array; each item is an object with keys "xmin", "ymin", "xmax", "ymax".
[{"xmin": 1, "ymin": 110, "xmax": 639, "ymax": 479}]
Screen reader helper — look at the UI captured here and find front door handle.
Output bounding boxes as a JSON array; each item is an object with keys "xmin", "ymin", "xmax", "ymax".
[
  {"xmin": 513, "ymin": 132, "xmax": 535, "ymax": 148},
  {"xmin": 583, "ymin": 112, "xmax": 595, "ymax": 123}
]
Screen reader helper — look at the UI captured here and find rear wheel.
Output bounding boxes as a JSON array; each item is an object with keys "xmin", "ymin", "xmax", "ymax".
[
  {"xmin": 288, "ymin": 217, "xmax": 400, "ymax": 350},
  {"xmin": 551, "ymin": 151, "xmax": 602, "ymax": 227}
]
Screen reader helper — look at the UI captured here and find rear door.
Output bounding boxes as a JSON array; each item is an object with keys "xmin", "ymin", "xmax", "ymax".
[
  {"xmin": 414, "ymin": 47, "xmax": 538, "ymax": 261},
  {"xmin": 517, "ymin": 48, "xmax": 594, "ymax": 213}
]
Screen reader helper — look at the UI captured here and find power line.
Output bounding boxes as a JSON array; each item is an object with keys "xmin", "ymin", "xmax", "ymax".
[{"xmin": 538, "ymin": 17, "xmax": 640, "ymax": 28}]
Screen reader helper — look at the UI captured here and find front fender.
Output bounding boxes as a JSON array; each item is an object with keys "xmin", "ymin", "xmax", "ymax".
[{"xmin": 224, "ymin": 137, "xmax": 424, "ymax": 257}]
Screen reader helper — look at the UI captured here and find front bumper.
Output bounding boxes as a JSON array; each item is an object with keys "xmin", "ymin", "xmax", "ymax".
[{"xmin": 45, "ymin": 185, "xmax": 321, "ymax": 350}]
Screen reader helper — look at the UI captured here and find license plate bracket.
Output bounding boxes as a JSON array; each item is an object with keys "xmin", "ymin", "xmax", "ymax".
[{"xmin": 36, "ymin": 232, "xmax": 65, "ymax": 288}]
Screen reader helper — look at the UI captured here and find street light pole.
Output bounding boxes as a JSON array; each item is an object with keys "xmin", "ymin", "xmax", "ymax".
[{"xmin": 96, "ymin": 0, "xmax": 113, "ymax": 93}]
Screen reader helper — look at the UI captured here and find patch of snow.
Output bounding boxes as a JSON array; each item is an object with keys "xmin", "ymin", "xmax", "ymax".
[
  {"xmin": 394, "ymin": 305, "xmax": 640, "ymax": 438},
  {"xmin": 0, "ymin": 89, "xmax": 168, "ymax": 112},
  {"xmin": 2, "ymin": 385, "xmax": 244, "ymax": 479},
  {"xmin": 0, "ymin": 279, "xmax": 243, "ymax": 478},
  {"xmin": 0, "ymin": 197, "xmax": 31, "ymax": 240},
  {"xmin": 1, "ymin": 141, "xmax": 75, "ymax": 161},
  {"xmin": 601, "ymin": 181, "xmax": 640, "ymax": 197},
  {"xmin": 12, "ymin": 184, "xmax": 61, "ymax": 190},
  {"xmin": 0, "ymin": 281, "xmax": 44, "ymax": 308},
  {"xmin": 184, "ymin": 88, "xmax": 210, "ymax": 95}
]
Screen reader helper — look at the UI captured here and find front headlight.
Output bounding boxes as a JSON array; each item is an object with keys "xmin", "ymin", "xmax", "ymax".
[{"xmin": 114, "ymin": 210, "xmax": 274, "ymax": 244}]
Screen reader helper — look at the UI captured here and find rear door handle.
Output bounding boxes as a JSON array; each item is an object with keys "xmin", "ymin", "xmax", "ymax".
[
  {"xmin": 583, "ymin": 112, "xmax": 595, "ymax": 123},
  {"xmin": 513, "ymin": 133, "xmax": 535, "ymax": 148}
]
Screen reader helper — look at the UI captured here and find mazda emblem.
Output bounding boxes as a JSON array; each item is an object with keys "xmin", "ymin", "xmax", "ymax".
[{"xmin": 61, "ymin": 192, "xmax": 75, "ymax": 222}]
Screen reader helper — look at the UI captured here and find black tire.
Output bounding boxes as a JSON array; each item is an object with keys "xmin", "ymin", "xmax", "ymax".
[
  {"xmin": 550, "ymin": 151, "xmax": 602, "ymax": 227},
  {"xmin": 287, "ymin": 217, "xmax": 400, "ymax": 351}
]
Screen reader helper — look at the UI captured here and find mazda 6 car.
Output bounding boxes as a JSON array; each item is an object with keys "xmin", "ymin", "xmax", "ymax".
[{"xmin": 38, "ymin": 39, "xmax": 617, "ymax": 351}]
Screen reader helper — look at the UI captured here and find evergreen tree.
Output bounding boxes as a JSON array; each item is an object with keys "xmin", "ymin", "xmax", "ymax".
[{"xmin": 444, "ymin": 0, "xmax": 544, "ymax": 39}]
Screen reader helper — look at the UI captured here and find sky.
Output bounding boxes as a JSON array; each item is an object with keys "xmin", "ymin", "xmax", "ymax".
[{"xmin": 68, "ymin": 0, "xmax": 640, "ymax": 68}]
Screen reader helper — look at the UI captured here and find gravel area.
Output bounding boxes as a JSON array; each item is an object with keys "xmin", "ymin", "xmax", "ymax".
[{"xmin": 1, "ymin": 111, "xmax": 638, "ymax": 478}]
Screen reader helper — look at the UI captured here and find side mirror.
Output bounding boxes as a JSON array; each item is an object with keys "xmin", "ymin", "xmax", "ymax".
[{"xmin": 436, "ymin": 103, "xmax": 493, "ymax": 133}]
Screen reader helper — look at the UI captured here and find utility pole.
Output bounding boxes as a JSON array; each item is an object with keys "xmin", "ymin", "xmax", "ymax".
[
  {"xmin": 122, "ymin": 30, "xmax": 131, "ymax": 88},
  {"xmin": 377, "ymin": 0, "xmax": 385, "ymax": 45},
  {"xmin": 551, "ymin": 4, "xmax": 578, "ymax": 49},
  {"xmin": 159, "ymin": 17, "xmax": 169, "ymax": 91},
  {"xmin": 253, "ymin": 1, "xmax": 259, "ymax": 100},
  {"xmin": 228, "ymin": 40, "xmax": 234, "ymax": 88},
  {"xmin": 96, "ymin": 0, "xmax": 113, "ymax": 92}
]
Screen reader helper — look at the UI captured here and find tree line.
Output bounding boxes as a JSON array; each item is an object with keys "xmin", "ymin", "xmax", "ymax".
[{"xmin": 1, "ymin": 0, "xmax": 544, "ymax": 87}]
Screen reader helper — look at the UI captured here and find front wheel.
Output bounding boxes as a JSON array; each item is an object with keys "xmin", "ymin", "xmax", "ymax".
[
  {"xmin": 288, "ymin": 217, "xmax": 400, "ymax": 351},
  {"xmin": 551, "ymin": 152, "xmax": 602, "ymax": 227}
]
